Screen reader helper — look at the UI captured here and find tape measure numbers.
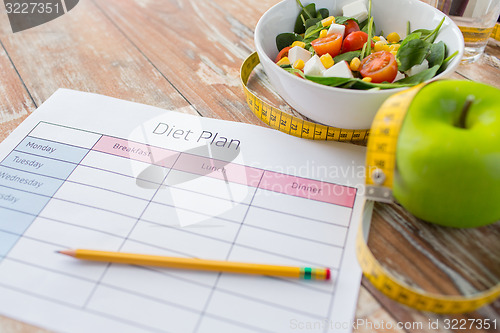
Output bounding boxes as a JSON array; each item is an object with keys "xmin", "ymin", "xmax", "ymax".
[
  {"xmin": 240, "ymin": 53, "xmax": 500, "ymax": 314},
  {"xmin": 364, "ymin": 84, "xmax": 424, "ymax": 203},
  {"xmin": 240, "ymin": 52, "xmax": 369, "ymax": 142}
]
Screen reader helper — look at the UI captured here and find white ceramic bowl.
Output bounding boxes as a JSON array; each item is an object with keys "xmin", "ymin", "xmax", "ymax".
[{"xmin": 254, "ymin": 0, "xmax": 464, "ymax": 129}]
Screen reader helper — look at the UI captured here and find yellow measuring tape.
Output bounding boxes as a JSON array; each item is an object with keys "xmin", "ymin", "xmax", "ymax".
[
  {"xmin": 240, "ymin": 52, "xmax": 369, "ymax": 142},
  {"xmin": 364, "ymin": 84, "xmax": 424, "ymax": 203},
  {"xmin": 240, "ymin": 53, "xmax": 500, "ymax": 314},
  {"xmin": 491, "ymin": 23, "xmax": 500, "ymax": 41},
  {"xmin": 357, "ymin": 213, "xmax": 500, "ymax": 314}
]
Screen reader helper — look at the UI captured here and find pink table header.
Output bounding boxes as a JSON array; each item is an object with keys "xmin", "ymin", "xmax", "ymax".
[
  {"xmin": 259, "ymin": 171, "xmax": 356, "ymax": 208},
  {"xmin": 93, "ymin": 137, "xmax": 355, "ymax": 207},
  {"xmin": 173, "ymin": 153, "xmax": 264, "ymax": 187},
  {"xmin": 93, "ymin": 136, "xmax": 179, "ymax": 168}
]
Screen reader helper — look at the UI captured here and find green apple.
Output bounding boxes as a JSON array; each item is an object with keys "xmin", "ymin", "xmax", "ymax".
[{"xmin": 393, "ymin": 80, "xmax": 500, "ymax": 228}]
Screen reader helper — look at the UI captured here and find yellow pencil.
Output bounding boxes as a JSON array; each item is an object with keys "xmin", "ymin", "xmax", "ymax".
[{"xmin": 58, "ymin": 249, "xmax": 330, "ymax": 280}]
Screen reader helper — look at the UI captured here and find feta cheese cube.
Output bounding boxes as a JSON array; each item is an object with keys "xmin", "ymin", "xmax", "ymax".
[
  {"xmin": 322, "ymin": 61, "xmax": 354, "ymax": 78},
  {"xmin": 342, "ymin": 0, "xmax": 368, "ymax": 23},
  {"xmin": 327, "ymin": 23, "xmax": 346, "ymax": 37},
  {"xmin": 288, "ymin": 46, "xmax": 312, "ymax": 65},
  {"xmin": 405, "ymin": 59, "xmax": 429, "ymax": 77},
  {"xmin": 304, "ymin": 55, "xmax": 326, "ymax": 76},
  {"xmin": 394, "ymin": 71, "xmax": 406, "ymax": 82}
]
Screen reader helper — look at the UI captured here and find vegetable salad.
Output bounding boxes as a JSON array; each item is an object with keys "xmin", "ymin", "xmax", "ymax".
[{"xmin": 275, "ymin": 0, "xmax": 457, "ymax": 90}]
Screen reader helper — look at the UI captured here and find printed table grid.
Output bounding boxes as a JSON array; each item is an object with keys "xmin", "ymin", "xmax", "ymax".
[
  {"xmin": 0, "ymin": 169, "xmax": 350, "ymax": 251},
  {"xmin": 0, "ymin": 121, "xmax": 359, "ymax": 333}
]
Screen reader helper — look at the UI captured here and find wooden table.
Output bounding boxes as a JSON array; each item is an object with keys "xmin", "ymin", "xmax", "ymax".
[{"xmin": 0, "ymin": 1, "xmax": 498, "ymax": 332}]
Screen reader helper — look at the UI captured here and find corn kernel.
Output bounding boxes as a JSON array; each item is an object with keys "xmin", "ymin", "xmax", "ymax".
[
  {"xmin": 321, "ymin": 16, "xmax": 335, "ymax": 27},
  {"xmin": 382, "ymin": 44, "xmax": 391, "ymax": 51},
  {"xmin": 350, "ymin": 57, "xmax": 361, "ymax": 71},
  {"xmin": 389, "ymin": 43, "xmax": 400, "ymax": 51},
  {"xmin": 293, "ymin": 59, "xmax": 305, "ymax": 70},
  {"xmin": 374, "ymin": 41, "xmax": 387, "ymax": 52},
  {"xmin": 373, "ymin": 36, "xmax": 381, "ymax": 41},
  {"xmin": 386, "ymin": 32, "xmax": 400, "ymax": 43},
  {"xmin": 320, "ymin": 53, "xmax": 334, "ymax": 69},
  {"xmin": 362, "ymin": 77, "xmax": 372, "ymax": 82},
  {"xmin": 319, "ymin": 29, "xmax": 328, "ymax": 39},
  {"xmin": 390, "ymin": 50, "xmax": 398, "ymax": 56},
  {"xmin": 276, "ymin": 57, "xmax": 290, "ymax": 66},
  {"xmin": 291, "ymin": 41, "xmax": 306, "ymax": 48}
]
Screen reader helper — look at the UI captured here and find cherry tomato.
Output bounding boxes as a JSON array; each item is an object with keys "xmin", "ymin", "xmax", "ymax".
[
  {"xmin": 342, "ymin": 31, "xmax": 373, "ymax": 52},
  {"xmin": 359, "ymin": 51, "xmax": 398, "ymax": 83},
  {"xmin": 275, "ymin": 46, "xmax": 291, "ymax": 62},
  {"xmin": 311, "ymin": 33, "xmax": 342, "ymax": 58},
  {"xmin": 344, "ymin": 19, "xmax": 360, "ymax": 36}
]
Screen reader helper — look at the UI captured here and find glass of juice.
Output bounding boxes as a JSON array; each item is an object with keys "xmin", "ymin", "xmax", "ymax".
[{"xmin": 423, "ymin": 0, "xmax": 500, "ymax": 63}]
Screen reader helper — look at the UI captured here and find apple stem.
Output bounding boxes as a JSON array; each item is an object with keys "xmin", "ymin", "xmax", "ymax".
[{"xmin": 456, "ymin": 95, "xmax": 475, "ymax": 129}]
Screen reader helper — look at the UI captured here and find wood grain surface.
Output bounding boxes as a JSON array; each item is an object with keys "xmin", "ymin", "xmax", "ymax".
[{"xmin": 0, "ymin": 1, "xmax": 499, "ymax": 332}]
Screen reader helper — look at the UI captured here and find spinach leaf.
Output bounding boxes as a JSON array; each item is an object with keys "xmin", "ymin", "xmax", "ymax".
[
  {"xmin": 359, "ymin": 18, "xmax": 368, "ymax": 32},
  {"xmin": 438, "ymin": 50, "xmax": 458, "ymax": 74},
  {"xmin": 302, "ymin": 37, "xmax": 317, "ymax": 47},
  {"xmin": 303, "ymin": 21, "xmax": 324, "ymax": 46},
  {"xmin": 305, "ymin": 17, "xmax": 321, "ymax": 30},
  {"xmin": 304, "ymin": 20, "xmax": 323, "ymax": 37},
  {"xmin": 361, "ymin": 17, "xmax": 374, "ymax": 59},
  {"xmin": 305, "ymin": 75, "xmax": 416, "ymax": 89},
  {"xmin": 412, "ymin": 28, "xmax": 433, "ymax": 41},
  {"xmin": 334, "ymin": 16, "xmax": 358, "ymax": 25},
  {"xmin": 348, "ymin": 80, "xmax": 413, "ymax": 89},
  {"xmin": 443, "ymin": 50, "xmax": 458, "ymax": 64},
  {"xmin": 395, "ymin": 65, "xmax": 440, "ymax": 84},
  {"xmin": 304, "ymin": 76, "xmax": 354, "ymax": 87},
  {"xmin": 339, "ymin": 80, "xmax": 359, "ymax": 89},
  {"xmin": 399, "ymin": 32, "xmax": 422, "ymax": 49},
  {"xmin": 361, "ymin": 0, "xmax": 372, "ymax": 35},
  {"xmin": 333, "ymin": 50, "xmax": 362, "ymax": 63},
  {"xmin": 360, "ymin": 19, "xmax": 374, "ymax": 34},
  {"xmin": 396, "ymin": 38, "xmax": 430, "ymax": 71},
  {"xmin": 294, "ymin": 3, "xmax": 316, "ymax": 34},
  {"xmin": 317, "ymin": 8, "xmax": 329, "ymax": 19},
  {"xmin": 407, "ymin": 17, "xmax": 444, "ymax": 43},
  {"xmin": 417, "ymin": 17, "xmax": 445, "ymax": 43},
  {"xmin": 426, "ymin": 41, "xmax": 445, "ymax": 68},
  {"xmin": 276, "ymin": 33, "xmax": 303, "ymax": 51}
]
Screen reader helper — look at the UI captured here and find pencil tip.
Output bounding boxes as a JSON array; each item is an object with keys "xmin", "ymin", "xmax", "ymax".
[{"xmin": 57, "ymin": 249, "xmax": 76, "ymax": 256}]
